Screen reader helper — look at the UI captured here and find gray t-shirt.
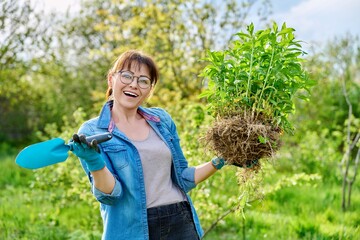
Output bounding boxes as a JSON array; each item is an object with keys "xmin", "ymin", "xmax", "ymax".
[{"xmin": 132, "ymin": 127, "xmax": 186, "ymax": 208}]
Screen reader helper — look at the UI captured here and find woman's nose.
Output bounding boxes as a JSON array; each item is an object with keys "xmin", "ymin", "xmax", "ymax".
[{"xmin": 129, "ymin": 77, "xmax": 138, "ymax": 88}]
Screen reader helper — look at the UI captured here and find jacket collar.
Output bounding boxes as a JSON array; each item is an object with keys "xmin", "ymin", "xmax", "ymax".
[{"xmin": 96, "ymin": 101, "xmax": 160, "ymax": 130}]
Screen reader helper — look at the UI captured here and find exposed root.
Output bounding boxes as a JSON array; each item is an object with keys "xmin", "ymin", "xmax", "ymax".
[{"xmin": 205, "ymin": 112, "xmax": 281, "ymax": 170}]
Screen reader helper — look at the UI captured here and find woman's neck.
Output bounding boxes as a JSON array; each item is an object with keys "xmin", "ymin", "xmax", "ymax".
[
  {"xmin": 111, "ymin": 104, "xmax": 140, "ymax": 124},
  {"xmin": 110, "ymin": 103, "xmax": 150, "ymax": 141}
]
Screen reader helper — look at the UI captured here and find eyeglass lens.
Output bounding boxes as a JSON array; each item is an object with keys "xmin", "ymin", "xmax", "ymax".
[{"xmin": 120, "ymin": 71, "xmax": 151, "ymax": 89}]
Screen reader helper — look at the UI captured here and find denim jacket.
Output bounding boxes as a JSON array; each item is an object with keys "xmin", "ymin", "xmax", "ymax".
[{"xmin": 77, "ymin": 101, "xmax": 204, "ymax": 240}]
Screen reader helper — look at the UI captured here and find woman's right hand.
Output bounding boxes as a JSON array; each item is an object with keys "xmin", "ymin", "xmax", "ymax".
[{"xmin": 71, "ymin": 133, "xmax": 105, "ymax": 172}]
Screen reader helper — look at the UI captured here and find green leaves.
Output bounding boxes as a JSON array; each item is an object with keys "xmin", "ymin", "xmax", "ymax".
[{"xmin": 200, "ymin": 22, "xmax": 314, "ymax": 133}]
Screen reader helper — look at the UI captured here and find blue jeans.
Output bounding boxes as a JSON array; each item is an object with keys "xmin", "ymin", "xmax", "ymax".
[{"xmin": 147, "ymin": 201, "xmax": 200, "ymax": 240}]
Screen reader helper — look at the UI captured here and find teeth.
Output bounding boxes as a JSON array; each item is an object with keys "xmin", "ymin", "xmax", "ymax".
[{"xmin": 124, "ymin": 91, "xmax": 138, "ymax": 97}]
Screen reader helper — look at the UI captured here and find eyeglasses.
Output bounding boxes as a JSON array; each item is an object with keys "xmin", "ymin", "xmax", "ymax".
[{"xmin": 117, "ymin": 70, "xmax": 152, "ymax": 89}]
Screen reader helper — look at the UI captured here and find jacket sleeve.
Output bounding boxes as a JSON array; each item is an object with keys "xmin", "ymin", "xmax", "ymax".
[
  {"xmin": 77, "ymin": 122, "xmax": 123, "ymax": 205},
  {"xmin": 180, "ymin": 167, "xmax": 197, "ymax": 192}
]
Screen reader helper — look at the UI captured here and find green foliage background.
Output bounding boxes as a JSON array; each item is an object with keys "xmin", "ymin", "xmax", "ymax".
[{"xmin": 1, "ymin": 0, "xmax": 359, "ymax": 239}]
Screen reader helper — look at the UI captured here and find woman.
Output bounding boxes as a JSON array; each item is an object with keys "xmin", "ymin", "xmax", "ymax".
[{"xmin": 71, "ymin": 50, "xmax": 226, "ymax": 240}]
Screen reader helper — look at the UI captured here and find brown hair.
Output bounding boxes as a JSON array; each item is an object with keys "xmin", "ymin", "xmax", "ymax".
[{"xmin": 106, "ymin": 50, "xmax": 159, "ymax": 99}]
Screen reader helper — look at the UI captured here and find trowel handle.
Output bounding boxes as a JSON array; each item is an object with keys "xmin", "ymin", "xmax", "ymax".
[{"xmin": 85, "ymin": 132, "xmax": 112, "ymax": 143}]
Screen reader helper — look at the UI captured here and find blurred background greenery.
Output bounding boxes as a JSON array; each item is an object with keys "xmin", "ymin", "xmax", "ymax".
[{"xmin": 0, "ymin": 0, "xmax": 359, "ymax": 239}]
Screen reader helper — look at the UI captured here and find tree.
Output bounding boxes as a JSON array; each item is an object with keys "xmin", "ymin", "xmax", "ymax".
[
  {"xmin": 294, "ymin": 35, "xmax": 360, "ymax": 210},
  {"xmin": 331, "ymin": 36, "xmax": 360, "ymax": 211},
  {"xmin": 0, "ymin": 0, "xmax": 53, "ymax": 143}
]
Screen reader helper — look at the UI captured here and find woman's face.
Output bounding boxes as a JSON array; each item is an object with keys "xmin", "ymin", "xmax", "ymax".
[{"xmin": 108, "ymin": 63, "xmax": 152, "ymax": 111}]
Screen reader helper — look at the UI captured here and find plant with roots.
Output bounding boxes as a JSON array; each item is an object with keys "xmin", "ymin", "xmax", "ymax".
[{"xmin": 200, "ymin": 22, "xmax": 315, "ymax": 169}]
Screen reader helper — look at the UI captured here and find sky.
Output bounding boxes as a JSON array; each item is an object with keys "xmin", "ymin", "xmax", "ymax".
[
  {"xmin": 37, "ymin": 0, "xmax": 360, "ymax": 48},
  {"xmin": 267, "ymin": 0, "xmax": 360, "ymax": 44}
]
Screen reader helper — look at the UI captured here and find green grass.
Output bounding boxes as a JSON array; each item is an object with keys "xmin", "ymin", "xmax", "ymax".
[
  {"xmin": 202, "ymin": 180, "xmax": 360, "ymax": 240},
  {"xmin": 0, "ymin": 151, "xmax": 101, "ymax": 240},
  {"xmin": 1, "ymin": 148, "xmax": 359, "ymax": 239}
]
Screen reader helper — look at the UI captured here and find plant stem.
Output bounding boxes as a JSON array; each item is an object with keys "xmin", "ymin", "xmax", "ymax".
[
  {"xmin": 202, "ymin": 205, "xmax": 239, "ymax": 238},
  {"xmin": 246, "ymin": 35, "xmax": 255, "ymax": 99},
  {"xmin": 256, "ymin": 43, "xmax": 275, "ymax": 112}
]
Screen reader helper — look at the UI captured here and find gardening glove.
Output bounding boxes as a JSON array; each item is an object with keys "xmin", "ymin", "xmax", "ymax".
[
  {"xmin": 231, "ymin": 159, "xmax": 259, "ymax": 168},
  {"xmin": 211, "ymin": 157, "xmax": 226, "ymax": 170},
  {"xmin": 212, "ymin": 157, "xmax": 259, "ymax": 169},
  {"xmin": 70, "ymin": 133, "xmax": 105, "ymax": 172}
]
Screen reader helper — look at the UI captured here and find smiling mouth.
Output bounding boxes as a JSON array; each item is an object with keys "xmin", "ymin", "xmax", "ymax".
[{"xmin": 123, "ymin": 91, "xmax": 139, "ymax": 98}]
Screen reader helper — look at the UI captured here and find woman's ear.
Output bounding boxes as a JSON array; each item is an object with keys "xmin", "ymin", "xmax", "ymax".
[{"xmin": 107, "ymin": 74, "xmax": 113, "ymax": 87}]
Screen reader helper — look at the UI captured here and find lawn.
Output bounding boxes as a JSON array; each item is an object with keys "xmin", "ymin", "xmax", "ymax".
[{"xmin": 1, "ymin": 148, "xmax": 359, "ymax": 240}]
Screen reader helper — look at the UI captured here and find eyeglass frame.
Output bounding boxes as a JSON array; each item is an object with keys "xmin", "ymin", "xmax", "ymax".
[{"xmin": 116, "ymin": 70, "xmax": 153, "ymax": 89}]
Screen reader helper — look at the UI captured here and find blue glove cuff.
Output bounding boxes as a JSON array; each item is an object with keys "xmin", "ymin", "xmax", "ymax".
[
  {"xmin": 211, "ymin": 157, "xmax": 225, "ymax": 170},
  {"xmin": 71, "ymin": 141, "xmax": 105, "ymax": 172},
  {"xmin": 85, "ymin": 155, "xmax": 105, "ymax": 172}
]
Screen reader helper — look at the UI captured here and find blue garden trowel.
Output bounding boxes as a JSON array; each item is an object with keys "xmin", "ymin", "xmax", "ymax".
[{"xmin": 15, "ymin": 132, "xmax": 112, "ymax": 170}]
